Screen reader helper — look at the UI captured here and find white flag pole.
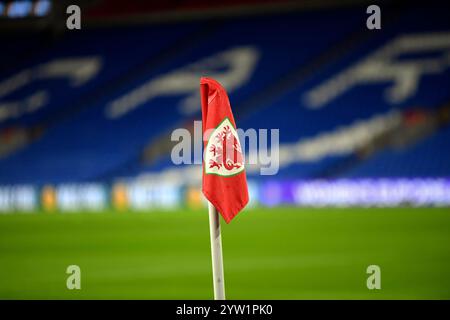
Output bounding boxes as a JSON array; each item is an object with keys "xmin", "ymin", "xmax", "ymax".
[{"xmin": 208, "ymin": 201, "xmax": 226, "ymax": 300}]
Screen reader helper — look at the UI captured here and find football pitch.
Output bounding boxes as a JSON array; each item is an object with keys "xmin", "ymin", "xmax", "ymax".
[{"xmin": 0, "ymin": 207, "xmax": 449, "ymax": 299}]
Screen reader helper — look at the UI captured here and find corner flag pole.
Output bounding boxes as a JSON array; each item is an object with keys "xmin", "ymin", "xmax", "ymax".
[{"xmin": 208, "ymin": 201, "xmax": 226, "ymax": 300}]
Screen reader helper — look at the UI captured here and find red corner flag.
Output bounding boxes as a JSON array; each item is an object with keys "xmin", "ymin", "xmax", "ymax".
[{"xmin": 200, "ymin": 77, "xmax": 249, "ymax": 223}]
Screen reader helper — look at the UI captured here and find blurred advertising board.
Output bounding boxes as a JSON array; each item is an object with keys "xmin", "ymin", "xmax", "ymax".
[
  {"xmin": 259, "ymin": 179, "xmax": 450, "ymax": 207},
  {"xmin": 1, "ymin": 179, "xmax": 449, "ymax": 213},
  {"xmin": 0, "ymin": 185, "xmax": 37, "ymax": 212}
]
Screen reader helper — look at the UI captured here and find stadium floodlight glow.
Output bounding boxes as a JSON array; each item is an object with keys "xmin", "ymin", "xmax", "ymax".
[
  {"xmin": 34, "ymin": 0, "xmax": 51, "ymax": 17},
  {"xmin": 1, "ymin": 0, "xmax": 52, "ymax": 18},
  {"xmin": 6, "ymin": 0, "xmax": 33, "ymax": 18}
]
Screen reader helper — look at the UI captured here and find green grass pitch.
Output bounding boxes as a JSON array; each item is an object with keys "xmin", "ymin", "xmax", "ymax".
[{"xmin": 0, "ymin": 207, "xmax": 449, "ymax": 299}]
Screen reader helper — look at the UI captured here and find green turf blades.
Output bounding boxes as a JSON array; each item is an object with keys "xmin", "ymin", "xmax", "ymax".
[{"xmin": 0, "ymin": 208, "xmax": 449, "ymax": 299}]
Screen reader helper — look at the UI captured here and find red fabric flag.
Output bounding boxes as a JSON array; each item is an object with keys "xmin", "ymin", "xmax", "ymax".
[{"xmin": 200, "ymin": 77, "xmax": 249, "ymax": 223}]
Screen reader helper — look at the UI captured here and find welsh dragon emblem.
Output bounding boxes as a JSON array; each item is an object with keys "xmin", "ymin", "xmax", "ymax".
[{"xmin": 205, "ymin": 118, "xmax": 244, "ymax": 176}]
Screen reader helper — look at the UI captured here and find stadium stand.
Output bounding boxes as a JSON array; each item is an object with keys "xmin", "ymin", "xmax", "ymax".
[
  {"xmin": 0, "ymin": 9, "xmax": 362, "ymax": 183},
  {"xmin": 0, "ymin": 3, "xmax": 449, "ymax": 187}
]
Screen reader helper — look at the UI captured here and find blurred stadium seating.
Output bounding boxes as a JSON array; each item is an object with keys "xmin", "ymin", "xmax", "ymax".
[{"xmin": 0, "ymin": 0, "xmax": 449, "ymax": 211}]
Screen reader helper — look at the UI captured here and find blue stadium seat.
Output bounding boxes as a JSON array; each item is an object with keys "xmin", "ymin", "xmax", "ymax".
[{"xmin": 1, "ymin": 6, "xmax": 450, "ymax": 184}]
